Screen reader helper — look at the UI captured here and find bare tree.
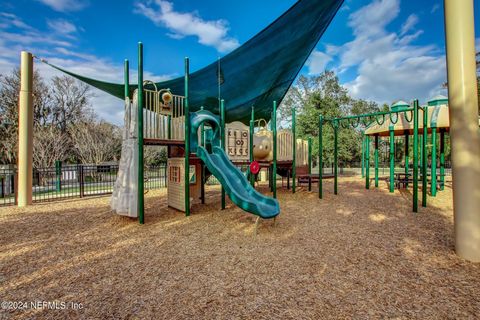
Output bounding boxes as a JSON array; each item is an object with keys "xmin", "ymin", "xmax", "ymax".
[
  {"xmin": 50, "ymin": 75, "xmax": 93, "ymax": 132},
  {"xmin": 33, "ymin": 126, "xmax": 70, "ymax": 168},
  {"xmin": 0, "ymin": 69, "xmax": 123, "ymax": 167},
  {"xmin": 70, "ymin": 121, "xmax": 122, "ymax": 164},
  {"xmin": 0, "ymin": 69, "xmax": 52, "ymax": 164},
  {"xmin": 144, "ymin": 146, "xmax": 167, "ymax": 166}
]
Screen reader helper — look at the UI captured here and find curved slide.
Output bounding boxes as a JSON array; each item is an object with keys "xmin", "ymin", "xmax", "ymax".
[{"xmin": 197, "ymin": 145, "xmax": 280, "ymax": 219}]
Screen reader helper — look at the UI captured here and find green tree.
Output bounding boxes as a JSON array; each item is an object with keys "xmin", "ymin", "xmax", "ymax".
[{"xmin": 280, "ymin": 72, "xmax": 380, "ymax": 165}]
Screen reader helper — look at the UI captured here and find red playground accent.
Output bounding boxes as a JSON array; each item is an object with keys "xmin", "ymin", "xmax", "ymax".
[{"xmin": 250, "ymin": 161, "xmax": 260, "ymax": 175}]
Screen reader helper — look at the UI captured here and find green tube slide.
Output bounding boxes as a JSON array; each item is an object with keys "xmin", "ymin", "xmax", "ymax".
[
  {"xmin": 197, "ymin": 146, "xmax": 280, "ymax": 219},
  {"xmin": 191, "ymin": 109, "xmax": 279, "ymax": 219}
]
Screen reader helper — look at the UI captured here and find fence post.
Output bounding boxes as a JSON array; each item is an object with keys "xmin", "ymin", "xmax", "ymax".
[
  {"xmin": 318, "ymin": 115, "xmax": 323, "ymax": 199},
  {"xmin": 78, "ymin": 164, "xmax": 84, "ymax": 198},
  {"xmin": 55, "ymin": 160, "xmax": 62, "ymax": 192},
  {"xmin": 333, "ymin": 121, "xmax": 338, "ymax": 195},
  {"xmin": 0, "ymin": 176, "xmax": 4, "ymax": 198}
]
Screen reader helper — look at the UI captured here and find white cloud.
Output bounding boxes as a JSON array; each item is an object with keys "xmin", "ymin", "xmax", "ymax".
[
  {"xmin": 0, "ymin": 12, "xmax": 34, "ymax": 30},
  {"xmin": 47, "ymin": 19, "xmax": 78, "ymax": 37},
  {"xmin": 400, "ymin": 14, "xmax": 418, "ymax": 36},
  {"xmin": 397, "ymin": 30, "xmax": 424, "ymax": 45},
  {"xmin": 134, "ymin": 0, "xmax": 240, "ymax": 53},
  {"xmin": 431, "ymin": 3, "xmax": 440, "ymax": 14},
  {"xmin": 0, "ymin": 30, "xmax": 71, "ymax": 48},
  {"xmin": 348, "ymin": 0, "xmax": 400, "ymax": 37},
  {"xmin": 309, "ymin": 0, "xmax": 447, "ymax": 105},
  {"xmin": 0, "ymin": 13, "xmax": 72, "ymax": 47},
  {"xmin": 306, "ymin": 51, "xmax": 332, "ymax": 74},
  {"xmin": 35, "ymin": 0, "xmax": 89, "ymax": 12},
  {"xmin": 0, "ymin": 14, "xmax": 173, "ymax": 125}
]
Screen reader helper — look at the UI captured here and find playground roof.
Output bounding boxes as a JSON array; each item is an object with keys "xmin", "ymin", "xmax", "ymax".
[
  {"xmin": 365, "ymin": 104, "xmax": 449, "ymax": 136},
  {"xmin": 41, "ymin": 0, "xmax": 344, "ymax": 124},
  {"xmin": 365, "ymin": 103, "xmax": 480, "ymax": 136}
]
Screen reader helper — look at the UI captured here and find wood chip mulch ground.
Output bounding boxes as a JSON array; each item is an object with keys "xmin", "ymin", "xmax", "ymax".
[{"xmin": 0, "ymin": 177, "xmax": 479, "ymax": 319}]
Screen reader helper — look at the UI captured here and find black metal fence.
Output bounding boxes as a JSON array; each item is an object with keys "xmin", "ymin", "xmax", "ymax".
[
  {"xmin": 1, "ymin": 161, "xmax": 452, "ymax": 207},
  {"xmin": 0, "ymin": 167, "xmax": 15, "ymax": 207},
  {"xmin": 0, "ymin": 164, "xmax": 168, "ymax": 207}
]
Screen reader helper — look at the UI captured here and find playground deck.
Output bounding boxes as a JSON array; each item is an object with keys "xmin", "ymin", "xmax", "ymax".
[{"xmin": 1, "ymin": 177, "xmax": 479, "ymax": 319}]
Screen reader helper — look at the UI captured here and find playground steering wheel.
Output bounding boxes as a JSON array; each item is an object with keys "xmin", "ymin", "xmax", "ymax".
[{"xmin": 250, "ymin": 161, "xmax": 260, "ymax": 175}]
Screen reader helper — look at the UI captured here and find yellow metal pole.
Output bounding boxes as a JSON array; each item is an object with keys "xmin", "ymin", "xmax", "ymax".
[
  {"xmin": 444, "ymin": 0, "xmax": 480, "ymax": 262},
  {"xmin": 17, "ymin": 51, "xmax": 33, "ymax": 207}
]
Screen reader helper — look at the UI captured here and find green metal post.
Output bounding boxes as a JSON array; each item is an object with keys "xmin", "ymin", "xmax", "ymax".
[
  {"xmin": 361, "ymin": 135, "xmax": 365, "ymax": 178},
  {"xmin": 292, "ymin": 107, "xmax": 296, "ymax": 193},
  {"xmin": 333, "ymin": 121, "xmax": 338, "ymax": 195},
  {"xmin": 308, "ymin": 137, "xmax": 312, "ymax": 191},
  {"xmin": 184, "ymin": 57, "xmax": 190, "ymax": 216},
  {"xmin": 200, "ymin": 106, "xmax": 205, "ymax": 146},
  {"xmin": 413, "ymin": 100, "xmax": 419, "ymax": 212},
  {"xmin": 422, "ymin": 107, "xmax": 428, "ymax": 207},
  {"xmin": 249, "ymin": 107, "xmax": 255, "ymax": 187},
  {"xmin": 200, "ymin": 164, "xmax": 205, "ymax": 204},
  {"xmin": 200, "ymin": 106, "xmax": 205, "ymax": 204},
  {"xmin": 124, "ymin": 58, "xmax": 132, "ymax": 154},
  {"xmin": 220, "ymin": 99, "xmax": 226, "ymax": 209},
  {"xmin": 389, "ymin": 127, "xmax": 394, "ymax": 193},
  {"xmin": 405, "ymin": 134, "xmax": 409, "ymax": 183},
  {"xmin": 318, "ymin": 115, "xmax": 323, "ymax": 199},
  {"xmin": 440, "ymin": 131, "xmax": 445, "ymax": 191},
  {"xmin": 374, "ymin": 135, "xmax": 379, "ymax": 188},
  {"xmin": 124, "ymin": 59, "xmax": 129, "ymax": 99},
  {"xmin": 137, "ymin": 42, "xmax": 145, "ymax": 224},
  {"xmin": 431, "ymin": 127, "xmax": 437, "ymax": 196},
  {"xmin": 272, "ymin": 101, "xmax": 277, "ymax": 198},
  {"xmin": 55, "ymin": 160, "xmax": 61, "ymax": 192},
  {"xmin": 365, "ymin": 134, "xmax": 370, "ymax": 189},
  {"xmin": 420, "ymin": 132, "xmax": 423, "ymax": 170}
]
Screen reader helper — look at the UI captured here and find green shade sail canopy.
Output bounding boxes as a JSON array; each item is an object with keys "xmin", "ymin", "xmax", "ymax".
[{"xmin": 42, "ymin": 0, "xmax": 344, "ymax": 124}]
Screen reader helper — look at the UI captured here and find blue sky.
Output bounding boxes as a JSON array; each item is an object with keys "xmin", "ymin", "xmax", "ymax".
[{"xmin": 0, "ymin": 0, "xmax": 479, "ymax": 124}]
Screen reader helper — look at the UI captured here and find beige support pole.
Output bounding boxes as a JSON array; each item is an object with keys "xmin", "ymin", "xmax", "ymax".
[
  {"xmin": 444, "ymin": 0, "xmax": 480, "ymax": 262},
  {"xmin": 17, "ymin": 51, "xmax": 33, "ymax": 207}
]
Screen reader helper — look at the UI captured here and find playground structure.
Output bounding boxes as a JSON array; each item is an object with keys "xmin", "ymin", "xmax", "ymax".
[
  {"xmin": 109, "ymin": 68, "xmax": 309, "ymax": 220},
  {"xmin": 363, "ymin": 97, "xmax": 454, "ymax": 196},
  {"xmin": 13, "ymin": 0, "xmax": 480, "ymax": 262},
  {"xmin": 317, "ymin": 97, "xmax": 480, "ymax": 214}
]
